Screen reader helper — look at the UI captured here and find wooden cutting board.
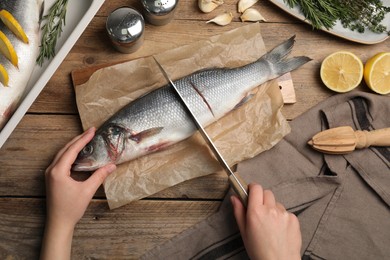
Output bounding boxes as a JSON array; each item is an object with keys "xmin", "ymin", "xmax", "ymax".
[
  {"xmin": 71, "ymin": 60, "xmax": 124, "ymax": 87},
  {"xmin": 71, "ymin": 60, "xmax": 297, "ymax": 103}
]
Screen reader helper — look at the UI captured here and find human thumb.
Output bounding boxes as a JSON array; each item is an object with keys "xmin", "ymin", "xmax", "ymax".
[{"xmin": 86, "ymin": 164, "xmax": 116, "ymax": 193}]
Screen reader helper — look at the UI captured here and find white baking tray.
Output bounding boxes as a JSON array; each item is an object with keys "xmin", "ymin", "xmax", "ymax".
[{"xmin": 0, "ymin": 0, "xmax": 105, "ymax": 148}]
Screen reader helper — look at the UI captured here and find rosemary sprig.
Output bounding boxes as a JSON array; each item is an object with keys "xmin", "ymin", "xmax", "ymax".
[
  {"xmin": 36, "ymin": 0, "xmax": 69, "ymax": 66},
  {"xmin": 284, "ymin": 0, "xmax": 390, "ymax": 35}
]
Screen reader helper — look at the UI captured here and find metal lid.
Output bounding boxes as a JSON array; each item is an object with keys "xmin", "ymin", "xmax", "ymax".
[
  {"xmin": 106, "ymin": 7, "xmax": 144, "ymax": 44},
  {"xmin": 141, "ymin": 0, "xmax": 178, "ymax": 16}
]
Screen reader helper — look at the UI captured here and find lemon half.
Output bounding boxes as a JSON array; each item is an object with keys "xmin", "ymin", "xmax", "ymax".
[
  {"xmin": 364, "ymin": 52, "xmax": 390, "ymax": 95},
  {"xmin": 320, "ymin": 51, "xmax": 363, "ymax": 93},
  {"xmin": 0, "ymin": 9, "xmax": 29, "ymax": 44},
  {"xmin": 0, "ymin": 63, "xmax": 9, "ymax": 86},
  {"xmin": 0, "ymin": 30, "xmax": 18, "ymax": 67}
]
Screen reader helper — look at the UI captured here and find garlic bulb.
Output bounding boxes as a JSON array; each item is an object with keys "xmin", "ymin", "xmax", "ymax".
[
  {"xmin": 240, "ymin": 8, "xmax": 266, "ymax": 22},
  {"xmin": 206, "ymin": 12, "xmax": 233, "ymax": 26},
  {"xmin": 198, "ymin": 0, "xmax": 224, "ymax": 13},
  {"xmin": 237, "ymin": 0, "xmax": 259, "ymax": 13}
]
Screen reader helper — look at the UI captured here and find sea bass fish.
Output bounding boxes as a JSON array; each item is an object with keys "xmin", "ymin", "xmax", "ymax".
[
  {"xmin": 73, "ymin": 36, "xmax": 311, "ymax": 171},
  {"xmin": 0, "ymin": 0, "xmax": 44, "ymax": 130}
]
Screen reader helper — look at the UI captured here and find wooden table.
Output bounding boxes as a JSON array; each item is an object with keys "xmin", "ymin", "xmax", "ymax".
[{"xmin": 0, "ymin": 0, "xmax": 388, "ymax": 258}]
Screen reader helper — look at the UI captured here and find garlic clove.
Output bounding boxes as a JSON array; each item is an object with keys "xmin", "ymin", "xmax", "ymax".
[
  {"xmin": 237, "ymin": 0, "xmax": 259, "ymax": 13},
  {"xmin": 198, "ymin": 0, "xmax": 224, "ymax": 13},
  {"xmin": 206, "ymin": 12, "xmax": 233, "ymax": 26},
  {"xmin": 240, "ymin": 8, "xmax": 266, "ymax": 22}
]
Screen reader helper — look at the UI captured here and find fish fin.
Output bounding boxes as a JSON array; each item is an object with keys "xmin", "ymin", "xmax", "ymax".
[
  {"xmin": 233, "ymin": 94, "xmax": 255, "ymax": 110},
  {"xmin": 262, "ymin": 35, "xmax": 312, "ymax": 77},
  {"xmin": 129, "ymin": 127, "xmax": 164, "ymax": 143}
]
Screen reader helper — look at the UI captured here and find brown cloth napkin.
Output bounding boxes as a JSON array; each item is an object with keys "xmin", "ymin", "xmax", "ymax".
[{"xmin": 141, "ymin": 91, "xmax": 390, "ymax": 260}]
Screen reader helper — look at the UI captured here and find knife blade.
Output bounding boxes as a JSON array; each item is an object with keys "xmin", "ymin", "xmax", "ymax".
[{"xmin": 153, "ymin": 56, "xmax": 249, "ymax": 207}]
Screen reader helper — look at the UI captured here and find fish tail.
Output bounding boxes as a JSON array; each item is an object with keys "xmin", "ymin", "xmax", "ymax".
[{"xmin": 262, "ymin": 35, "xmax": 311, "ymax": 77}]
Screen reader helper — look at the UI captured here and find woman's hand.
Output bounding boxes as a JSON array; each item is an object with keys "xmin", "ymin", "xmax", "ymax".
[
  {"xmin": 40, "ymin": 128, "xmax": 116, "ymax": 260},
  {"xmin": 231, "ymin": 183, "xmax": 302, "ymax": 260}
]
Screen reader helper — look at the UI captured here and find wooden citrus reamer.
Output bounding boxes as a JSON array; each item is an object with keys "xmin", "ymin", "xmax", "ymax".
[{"xmin": 308, "ymin": 126, "xmax": 390, "ymax": 154}]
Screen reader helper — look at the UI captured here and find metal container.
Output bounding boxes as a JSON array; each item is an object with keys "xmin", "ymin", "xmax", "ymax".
[
  {"xmin": 106, "ymin": 7, "xmax": 145, "ymax": 53},
  {"xmin": 141, "ymin": 0, "xmax": 178, "ymax": 26}
]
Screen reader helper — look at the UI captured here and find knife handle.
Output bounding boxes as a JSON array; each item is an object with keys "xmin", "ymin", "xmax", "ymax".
[{"xmin": 228, "ymin": 172, "xmax": 249, "ymax": 208}]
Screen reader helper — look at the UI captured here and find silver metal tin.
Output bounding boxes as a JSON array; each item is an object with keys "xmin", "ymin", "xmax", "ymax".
[
  {"xmin": 106, "ymin": 7, "xmax": 145, "ymax": 53},
  {"xmin": 141, "ymin": 0, "xmax": 178, "ymax": 26}
]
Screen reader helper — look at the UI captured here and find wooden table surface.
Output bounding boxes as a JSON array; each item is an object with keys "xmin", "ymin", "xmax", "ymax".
[{"xmin": 0, "ymin": 0, "xmax": 388, "ymax": 258}]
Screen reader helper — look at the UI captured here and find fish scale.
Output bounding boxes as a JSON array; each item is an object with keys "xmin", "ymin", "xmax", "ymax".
[
  {"xmin": 182, "ymin": 62, "xmax": 270, "ymax": 120},
  {"xmin": 73, "ymin": 36, "xmax": 311, "ymax": 171}
]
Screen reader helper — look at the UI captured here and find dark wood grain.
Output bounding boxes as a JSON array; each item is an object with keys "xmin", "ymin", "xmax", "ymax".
[{"xmin": 0, "ymin": 198, "xmax": 219, "ymax": 259}]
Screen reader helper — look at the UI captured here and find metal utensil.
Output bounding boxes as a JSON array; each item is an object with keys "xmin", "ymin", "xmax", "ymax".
[
  {"xmin": 106, "ymin": 7, "xmax": 145, "ymax": 53},
  {"xmin": 308, "ymin": 126, "xmax": 390, "ymax": 154},
  {"xmin": 153, "ymin": 56, "xmax": 249, "ymax": 207},
  {"xmin": 141, "ymin": 0, "xmax": 178, "ymax": 26}
]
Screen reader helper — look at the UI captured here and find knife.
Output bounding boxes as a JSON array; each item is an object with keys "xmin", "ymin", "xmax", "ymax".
[{"xmin": 153, "ymin": 56, "xmax": 249, "ymax": 207}]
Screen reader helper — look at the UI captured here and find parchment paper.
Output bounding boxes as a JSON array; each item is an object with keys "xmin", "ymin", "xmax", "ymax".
[{"xmin": 75, "ymin": 23, "xmax": 291, "ymax": 209}]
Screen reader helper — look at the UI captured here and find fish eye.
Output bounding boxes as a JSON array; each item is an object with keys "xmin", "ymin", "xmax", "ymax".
[{"xmin": 82, "ymin": 144, "xmax": 93, "ymax": 155}]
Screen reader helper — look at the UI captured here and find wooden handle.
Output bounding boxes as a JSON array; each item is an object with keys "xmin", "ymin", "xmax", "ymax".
[
  {"xmin": 355, "ymin": 128, "xmax": 390, "ymax": 149},
  {"xmin": 228, "ymin": 173, "xmax": 249, "ymax": 208}
]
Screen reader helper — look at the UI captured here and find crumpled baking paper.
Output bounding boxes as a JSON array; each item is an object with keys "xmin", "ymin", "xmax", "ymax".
[{"xmin": 75, "ymin": 23, "xmax": 291, "ymax": 209}]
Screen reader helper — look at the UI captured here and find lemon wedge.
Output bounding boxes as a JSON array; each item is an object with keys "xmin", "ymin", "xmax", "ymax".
[
  {"xmin": 0, "ymin": 63, "xmax": 9, "ymax": 86},
  {"xmin": 0, "ymin": 30, "xmax": 18, "ymax": 67},
  {"xmin": 364, "ymin": 52, "xmax": 390, "ymax": 95},
  {"xmin": 0, "ymin": 9, "xmax": 29, "ymax": 44},
  {"xmin": 320, "ymin": 51, "xmax": 363, "ymax": 93}
]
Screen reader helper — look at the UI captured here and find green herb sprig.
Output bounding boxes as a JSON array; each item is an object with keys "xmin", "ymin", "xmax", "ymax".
[
  {"xmin": 36, "ymin": 0, "xmax": 69, "ymax": 66},
  {"xmin": 284, "ymin": 0, "xmax": 390, "ymax": 35}
]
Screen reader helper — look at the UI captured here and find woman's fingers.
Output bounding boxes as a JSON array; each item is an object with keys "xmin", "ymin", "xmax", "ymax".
[
  {"xmin": 48, "ymin": 128, "xmax": 95, "ymax": 169},
  {"xmin": 231, "ymin": 195, "xmax": 247, "ymax": 236},
  {"xmin": 276, "ymin": 202, "xmax": 286, "ymax": 212},
  {"xmin": 247, "ymin": 184, "xmax": 277, "ymax": 208},
  {"xmin": 263, "ymin": 189, "xmax": 276, "ymax": 207},
  {"xmin": 84, "ymin": 164, "xmax": 116, "ymax": 196},
  {"xmin": 53, "ymin": 128, "xmax": 95, "ymax": 174},
  {"xmin": 247, "ymin": 183, "xmax": 263, "ymax": 211}
]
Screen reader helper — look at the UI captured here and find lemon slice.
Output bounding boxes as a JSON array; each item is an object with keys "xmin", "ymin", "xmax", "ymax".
[
  {"xmin": 0, "ymin": 9, "xmax": 29, "ymax": 44},
  {"xmin": 364, "ymin": 52, "xmax": 390, "ymax": 95},
  {"xmin": 320, "ymin": 51, "xmax": 363, "ymax": 93},
  {"xmin": 0, "ymin": 63, "xmax": 9, "ymax": 86},
  {"xmin": 0, "ymin": 30, "xmax": 18, "ymax": 67}
]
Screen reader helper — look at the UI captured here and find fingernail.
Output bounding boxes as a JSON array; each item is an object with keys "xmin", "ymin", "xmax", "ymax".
[
  {"xmin": 82, "ymin": 127, "xmax": 95, "ymax": 137},
  {"xmin": 86, "ymin": 127, "xmax": 95, "ymax": 134}
]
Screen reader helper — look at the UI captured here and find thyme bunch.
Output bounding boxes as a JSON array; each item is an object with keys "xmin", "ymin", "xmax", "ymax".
[
  {"xmin": 36, "ymin": 0, "xmax": 69, "ymax": 66},
  {"xmin": 284, "ymin": 0, "xmax": 390, "ymax": 35}
]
